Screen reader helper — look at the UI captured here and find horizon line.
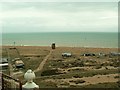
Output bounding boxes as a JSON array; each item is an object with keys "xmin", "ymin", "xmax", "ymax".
[{"xmin": 1, "ymin": 31, "xmax": 118, "ymax": 34}]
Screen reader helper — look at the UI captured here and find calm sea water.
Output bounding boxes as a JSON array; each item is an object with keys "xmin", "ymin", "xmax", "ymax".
[{"xmin": 2, "ymin": 32, "xmax": 118, "ymax": 48}]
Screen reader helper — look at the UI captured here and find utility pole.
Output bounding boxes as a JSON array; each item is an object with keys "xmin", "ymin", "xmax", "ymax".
[{"xmin": 13, "ymin": 42, "xmax": 15, "ymax": 48}]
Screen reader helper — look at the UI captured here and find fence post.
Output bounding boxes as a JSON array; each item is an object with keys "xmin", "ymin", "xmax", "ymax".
[
  {"xmin": 2, "ymin": 75, "xmax": 4, "ymax": 90},
  {"xmin": 19, "ymin": 81, "xmax": 22, "ymax": 90}
]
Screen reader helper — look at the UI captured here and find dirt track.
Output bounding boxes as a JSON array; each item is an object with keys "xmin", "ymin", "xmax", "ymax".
[{"xmin": 34, "ymin": 50, "xmax": 53, "ymax": 73}]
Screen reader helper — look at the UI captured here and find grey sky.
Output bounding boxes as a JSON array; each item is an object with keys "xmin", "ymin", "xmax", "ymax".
[{"xmin": 1, "ymin": 1, "xmax": 118, "ymax": 33}]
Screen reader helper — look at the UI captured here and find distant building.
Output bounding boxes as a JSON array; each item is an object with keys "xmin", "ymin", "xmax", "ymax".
[
  {"xmin": 15, "ymin": 60, "xmax": 24, "ymax": 68},
  {"xmin": 82, "ymin": 53, "xmax": 95, "ymax": 56},
  {"xmin": 51, "ymin": 42, "xmax": 56, "ymax": 49},
  {"xmin": 110, "ymin": 52, "xmax": 120, "ymax": 56},
  {"xmin": 62, "ymin": 53, "xmax": 72, "ymax": 57},
  {"xmin": 0, "ymin": 58, "xmax": 9, "ymax": 69}
]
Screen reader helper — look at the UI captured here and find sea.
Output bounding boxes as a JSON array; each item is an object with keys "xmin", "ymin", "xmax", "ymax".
[{"xmin": 1, "ymin": 32, "xmax": 118, "ymax": 48}]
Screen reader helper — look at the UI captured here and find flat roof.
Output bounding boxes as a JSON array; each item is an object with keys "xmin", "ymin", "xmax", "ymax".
[
  {"xmin": 0, "ymin": 63, "xmax": 8, "ymax": 67},
  {"xmin": 15, "ymin": 60, "xmax": 24, "ymax": 64},
  {"xmin": 0, "ymin": 58, "xmax": 8, "ymax": 63}
]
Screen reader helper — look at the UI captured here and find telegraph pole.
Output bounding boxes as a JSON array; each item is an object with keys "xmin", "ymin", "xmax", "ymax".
[{"xmin": 13, "ymin": 42, "xmax": 15, "ymax": 48}]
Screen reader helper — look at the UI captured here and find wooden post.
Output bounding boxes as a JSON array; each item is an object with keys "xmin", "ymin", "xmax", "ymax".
[
  {"xmin": 13, "ymin": 41, "xmax": 16, "ymax": 49},
  {"xmin": 2, "ymin": 75, "xmax": 4, "ymax": 90},
  {"xmin": 19, "ymin": 81, "xmax": 22, "ymax": 90}
]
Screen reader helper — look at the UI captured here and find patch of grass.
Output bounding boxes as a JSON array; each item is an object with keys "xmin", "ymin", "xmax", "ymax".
[
  {"xmin": 41, "ymin": 69, "xmax": 118, "ymax": 79},
  {"xmin": 82, "ymin": 82, "xmax": 119, "ymax": 88},
  {"xmin": 35, "ymin": 79, "xmax": 57, "ymax": 88},
  {"xmin": 114, "ymin": 76, "xmax": 120, "ymax": 79},
  {"xmin": 70, "ymin": 80, "xmax": 85, "ymax": 84},
  {"xmin": 73, "ymin": 74, "xmax": 82, "ymax": 78},
  {"xmin": 59, "ymin": 82, "xmax": 70, "ymax": 86},
  {"xmin": 22, "ymin": 56, "xmax": 44, "ymax": 72},
  {"xmin": 41, "ymin": 69, "xmax": 62, "ymax": 76},
  {"xmin": 95, "ymin": 65, "xmax": 102, "ymax": 69}
]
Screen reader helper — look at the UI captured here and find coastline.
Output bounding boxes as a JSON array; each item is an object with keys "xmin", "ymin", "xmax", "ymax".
[
  {"xmin": 1, "ymin": 45, "xmax": 119, "ymax": 48},
  {"xmin": 1, "ymin": 45, "xmax": 118, "ymax": 54}
]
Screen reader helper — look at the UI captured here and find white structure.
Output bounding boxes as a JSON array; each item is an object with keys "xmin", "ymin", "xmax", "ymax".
[
  {"xmin": 22, "ymin": 69, "xmax": 39, "ymax": 89},
  {"xmin": 0, "ymin": 58, "xmax": 9, "ymax": 69},
  {"xmin": 62, "ymin": 53, "xmax": 72, "ymax": 57}
]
